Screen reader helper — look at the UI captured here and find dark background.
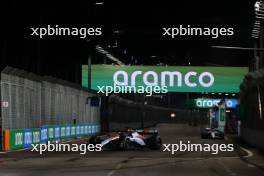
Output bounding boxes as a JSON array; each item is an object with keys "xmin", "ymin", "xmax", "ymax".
[{"xmin": 1, "ymin": 0, "xmax": 254, "ymax": 83}]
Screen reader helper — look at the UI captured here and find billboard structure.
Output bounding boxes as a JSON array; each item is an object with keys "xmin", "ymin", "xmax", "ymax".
[
  {"xmin": 193, "ymin": 98, "xmax": 238, "ymax": 109},
  {"xmin": 82, "ymin": 65, "xmax": 248, "ymax": 93}
]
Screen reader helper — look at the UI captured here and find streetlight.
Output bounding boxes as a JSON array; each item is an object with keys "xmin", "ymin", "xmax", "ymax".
[
  {"xmin": 253, "ymin": 1, "xmax": 264, "ymax": 121},
  {"xmin": 170, "ymin": 113, "xmax": 176, "ymax": 119},
  {"xmin": 212, "ymin": 1, "xmax": 264, "ymax": 70},
  {"xmin": 96, "ymin": 45, "xmax": 125, "ymax": 65},
  {"xmin": 252, "ymin": 1, "xmax": 264, "ymax": 70},
  {"xmin": 95, "ymin": 1, "xmax": 104, "ymax": 5},
  {"xmin": 255, "ymin": 1, "xmax": 264, "ymax": 19}
]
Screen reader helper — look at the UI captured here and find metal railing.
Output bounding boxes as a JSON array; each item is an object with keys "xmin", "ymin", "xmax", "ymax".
[{"xmin": 107, "ymin": 94, "xmax": 208, "ymax": 131}]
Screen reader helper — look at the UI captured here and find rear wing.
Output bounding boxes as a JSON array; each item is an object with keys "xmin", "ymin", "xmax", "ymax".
[{"xmin": 135, "ymin": 129, "xmax": 158, "ymax": 134}]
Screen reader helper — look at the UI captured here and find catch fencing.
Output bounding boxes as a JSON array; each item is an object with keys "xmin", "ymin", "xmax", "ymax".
[
  {"xmin": 0, "ymin": 67, "xmax": 100, "ymax": 150},
  {"xmin": 108, "ymin": 95, "xmax": 208, "ymax": 131},
  {"xmin": 239, "ymin": 68, "xmax": 264, "ymax": 150}
]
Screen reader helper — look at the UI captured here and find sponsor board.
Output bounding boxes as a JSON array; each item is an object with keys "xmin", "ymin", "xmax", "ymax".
[
  {"xmin": 10, "ymin": 130, "xmax": 24, "ymax": 150},
  {"xmin": 24, "ymin": 129, "xmax": 33, "ymax": 148},
  {"xmin": 41, "ymin": 126, "xmax": 48, "ymax": 143},
  {"xmin": 82, "ymin": 65, "xmax": 248, "ymax": 93},
  {"xmin": 32, "ymin": 129, "xmax": 41, "ymax": 144},
  {"xmin": 194, "ymin": 98, "xmax": 238, "ymax": 109},
  {"xmin": 3, "ymin": 124, "xmax": 100, "ymax": 151}
]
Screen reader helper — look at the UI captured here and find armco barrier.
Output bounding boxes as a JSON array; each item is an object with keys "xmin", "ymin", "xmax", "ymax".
[{"xmin": 4, "ymin": 124, "xmax": 100, "ymax": 151}]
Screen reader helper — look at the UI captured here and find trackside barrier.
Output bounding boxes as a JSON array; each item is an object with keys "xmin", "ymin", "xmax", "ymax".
[
  {"xmin": 4, "ymin": 130, "xmax": 10, "ymax": 151},
  {"xmin": 10, "ymin": 129, "xmax": 24, "ymax": 150},
  {"xmin": 0, "ymin": 67, "xmax": 101, "ymax": 152},
  {"xmin": 32, "ymin": 129, "xmax": 41, "ymax": 144},
  {"xmin": 41, "ymin": 126, "xmax": 48, "ymax": 143},
  {"xmin": 4, "ymin": 124, "xmax": 100, "ymax": 151}
]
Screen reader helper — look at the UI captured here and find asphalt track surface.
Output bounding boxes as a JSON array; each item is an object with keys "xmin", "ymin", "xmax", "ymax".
[{"xmin": 0, "ymin": 123, "xmax": 264, "ymax": 176}]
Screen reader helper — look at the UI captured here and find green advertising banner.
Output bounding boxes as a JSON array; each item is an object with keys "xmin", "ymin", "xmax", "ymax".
[
  {"xmin": 60, "ymin": 125, "xmax": 66, "ymax": 139},
  {"xmin": 10, "ymin": 130, "xmax": 24, "ymax": 150},
  {"xmin": 5, "ymin": 124, "xmax": 100, "ymax": 151},
  {"xmin": 80, "ymin": 125, "xmax": 85, "ymax": 136},
  {"xmin": 32, "ymin": 129, "xmax": 41, "ymax": 144},
  {"xmin": 48, "ymin": 125, "xmax": 54, "ymax": 141},
  {"xmin": 220, "ymin": 108, "xmax": 226, "ymax": 121},
  {"xmin": 71, "ymin": 125, "xmax": 76, "ymax": 137},
  {"xmin": 88, "ymin": 124, "xmax": 92, "ymax": 135},
  {"xmin": 193, "ymin": 98, "xmax": 238, "ymax": 109},
  {"xmin": 82, "ymin": 65, "xmax": 248, "ymax": 93}
]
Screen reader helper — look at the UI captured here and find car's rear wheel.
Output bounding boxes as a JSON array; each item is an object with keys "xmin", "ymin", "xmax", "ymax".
[
  {"xmin": 149, "ymin": 135, "xmax": 162, "ymax": 150},
  {"xmin": 201, "ymin": 133, "xmax": 206, "ymax": 139}
]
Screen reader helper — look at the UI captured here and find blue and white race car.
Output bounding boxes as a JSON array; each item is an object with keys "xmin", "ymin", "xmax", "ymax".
[
  {"xmin": 201, "ymin": 128, "xmax": 224, "ymax": 139},
  {"xmin": 89, "ymin": 128, "xmax": 162, "ymax": 150}
]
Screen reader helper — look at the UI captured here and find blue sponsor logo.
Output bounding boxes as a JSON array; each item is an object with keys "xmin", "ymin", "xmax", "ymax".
[
  {"xmin": 24, "ymin": 129, "xmax": 33, "ymax": 148},
  {"xmin": 66, "ymin": 125, "xmax": 71, "ymax": 137},
  {"xmin": 41, "ymin": 126, "xmax": 48, "ymax": 143},
  {"xmin": 76, "ymin": 125, "xmax": 80, "ymax": 136},
  {"xmin": 54, "ymin": 125, "xmax": 60, "ymax": 140},
  {"xmin": 225, "ymin": 99, "xmax": 238, "ymax": 108},
  {"xmin": 84, "ymin": 125, "xmax": 88, "ymax": 135}
]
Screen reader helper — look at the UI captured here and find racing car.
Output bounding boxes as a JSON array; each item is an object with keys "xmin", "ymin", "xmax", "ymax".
[
  {"xmin": 201, "ymin": 127, "xmax": 224, "ymax": 139},
  {"xmin": 88, "ymin": 128, "xmax": 162, "ymax": 150}
]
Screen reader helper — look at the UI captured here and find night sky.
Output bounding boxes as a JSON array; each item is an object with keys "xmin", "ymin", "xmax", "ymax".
[{"xmin": 1, "ymin": 0, "xmax": 255, "ymax": 83}]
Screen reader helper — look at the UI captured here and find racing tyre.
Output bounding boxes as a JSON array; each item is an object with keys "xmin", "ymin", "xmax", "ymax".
[
  {"xmin": 149, "ymin": 135, "xmax": 162, "ymax": 150},
  {"xmin": 201, "ymin": 133, "xmax": 206, "ymax": 139}
]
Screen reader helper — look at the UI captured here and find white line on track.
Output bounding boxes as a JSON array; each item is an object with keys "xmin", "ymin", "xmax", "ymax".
[
  {"xmin": 225, "ymin": 136, "xmax": 254, "ymax": 158},
  {"xmin": 106, "ymin": 170, "xmax": 115, "ymax": 176},
  {"xmin": 239, "ymin": 146, "xmax": 254, "ymax": 158},
  {"xmin": 107, "ymin": 162, "xmax": 123, "ymax": 176}
]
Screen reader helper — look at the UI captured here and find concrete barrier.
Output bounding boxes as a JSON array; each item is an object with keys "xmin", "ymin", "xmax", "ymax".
[
  {"xmin": 241, "ymin": 127, "xmax": 264, "ymax": 151},
  {"xmin": 3, "ymin": 124, "xmax": 100, "ymax": 152}
]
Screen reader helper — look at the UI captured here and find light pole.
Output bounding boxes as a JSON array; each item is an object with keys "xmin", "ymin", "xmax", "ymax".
[
  {"xmin": 253, "ymin": 0, "xmax": 264, "ymax": 120},
  {"xmin": 211, "ymin": 1, "xmax": 264, "ymax": 71},
  {"xmin": 252, "ymin": 0, "xmax": 264, "ymax": 70}
]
